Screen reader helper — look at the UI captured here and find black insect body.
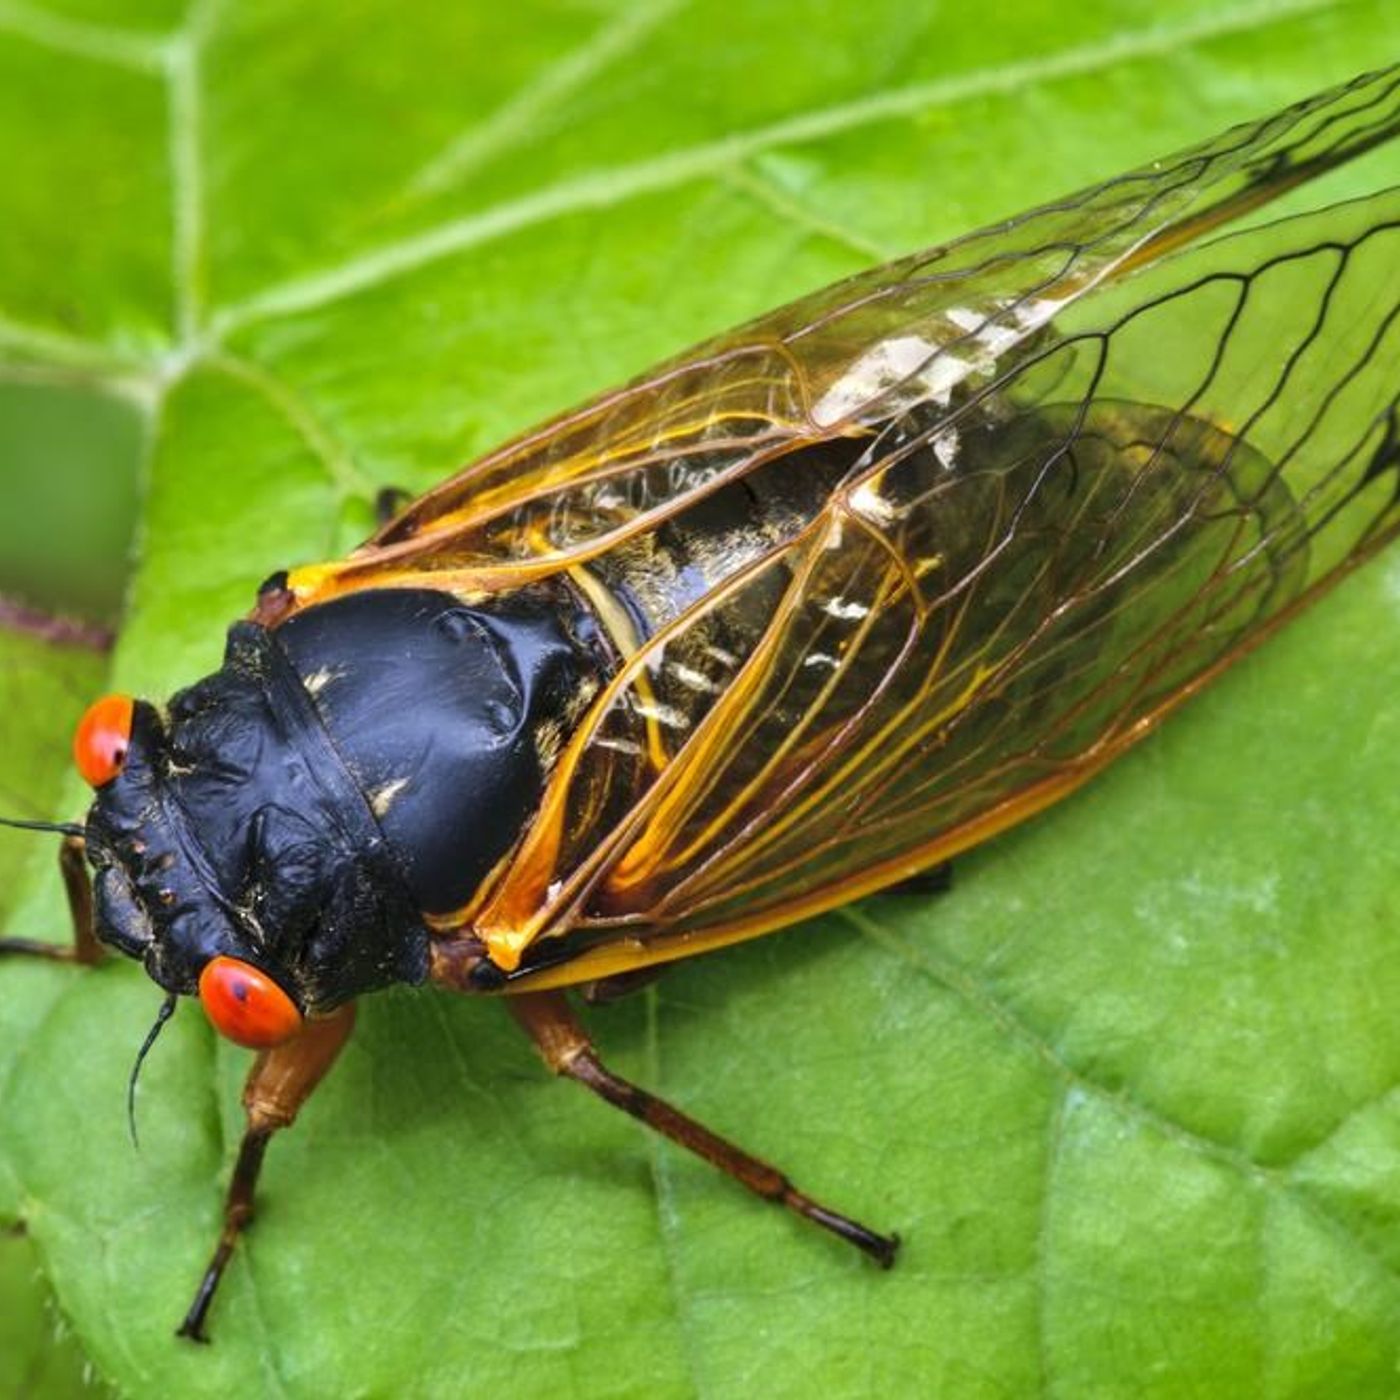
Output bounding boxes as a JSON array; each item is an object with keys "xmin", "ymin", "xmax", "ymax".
[{"xmin": 92, "ymin": 586, "xmax": 604, "ymax": 1010}]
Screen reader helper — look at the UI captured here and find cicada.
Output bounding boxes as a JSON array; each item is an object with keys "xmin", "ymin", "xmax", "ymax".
[{"xmin": 5, "ymin": 65, "xmax": 1400, "ymax": 1341}]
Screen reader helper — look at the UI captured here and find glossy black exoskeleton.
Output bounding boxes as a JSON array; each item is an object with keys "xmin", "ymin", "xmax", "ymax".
[{"xmin": 85, "ymin": 586, "xmax": 604, "ymax": 1014}]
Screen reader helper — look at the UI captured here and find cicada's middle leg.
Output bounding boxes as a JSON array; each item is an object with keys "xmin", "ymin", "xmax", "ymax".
[{"xmin": 0, "ymin": 834, "xmax": 103, "ymax": 965}]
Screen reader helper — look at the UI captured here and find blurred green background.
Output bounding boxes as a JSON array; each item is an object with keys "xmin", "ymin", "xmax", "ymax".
[{"xmin": 3, "ymin": 1, "xmax": 1400, "ymax": 1396}]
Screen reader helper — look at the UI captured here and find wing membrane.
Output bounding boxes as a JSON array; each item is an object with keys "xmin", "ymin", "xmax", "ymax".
[
  {"xmin": 259, "ymin": 67, "xmax": 1400, "ymax": 984},
  {"xmin": 282, "ymin": 66, "xmax": 1400, "ymax": 608},
  {"xmin": 487, "ymin": 180, "xmax": 1400, "ymax": 984}
]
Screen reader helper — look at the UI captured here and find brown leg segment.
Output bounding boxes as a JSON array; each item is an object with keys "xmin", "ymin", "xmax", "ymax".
[
  {"xmin": 177, "ymin": 1003, "xmax": 357, "ymax": 1343},
  {"xmin": 509, "ymin": 991, "xmax": 898, "ymax": 1268},
  {"xmin": 0, "ymin": 835, "xmax": 103, "ymax": 964},
  {"xmin": 581, "ymin": 963, "xmax": 669, "ymax": 1006}
]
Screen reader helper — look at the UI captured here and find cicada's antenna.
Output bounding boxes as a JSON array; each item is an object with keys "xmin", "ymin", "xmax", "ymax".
[
  {"xmin": 0, "ymin": 814, "xmax": 113, "ymax": 864},
  {"xmin": 128, "ymin": 993, "xmax": 178, "ymax": 1150},
  {"xmin": 0, "ymin": 816, "xmax": 86, "ymax": 839}
]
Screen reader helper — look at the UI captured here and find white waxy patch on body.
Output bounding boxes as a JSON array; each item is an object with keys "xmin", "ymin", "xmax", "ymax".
[
  {"xmin": 802, "ymin": 652, "xmax": 840, "ymax": 670},
  {"xmin": 822, "ymin": 596, "xmax": 870, "ymax": 621},
  {"xmin": 594, "ymin": 736, "xmax": 645, "ymax": 756},
  {"xmin": 933, "ymin": 426, "xmax": 960, "ymax": 470},
  {"xmin": 813, "ymin": 295, "xmax": 1066, "ymax": 430},
  {"xmin": 944, "ymin": 305, "xmax": 1020, "ymax": 360},
  {"xmin": 948, "ymin": 295, "xmax": 1062, "ymax": 356},
  {"xmin": 813, "ymin": 335, "xmax": 967, "ymax": 427},
  {"xmin": 849, "ymin": 476, "xmax": 899, "ymax": 525},
  {"xmin": 670, "ymin": 662, "xmax": 718, "ymax": 692},
  {"xmin": 302, "ymin": 667, "xmax": 343, "ymax": 696},
  {"xmin": 370, "ymin": 778, "xmax": 410, "ymax": 817},
  {"xmin": 630, "ymin": 698, "xmax": 691, "ymax": 729}
]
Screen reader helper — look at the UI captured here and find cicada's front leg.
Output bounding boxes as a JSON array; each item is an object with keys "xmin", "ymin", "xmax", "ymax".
[
  {"xmin": 177, "ymin": 1003, "xmax": 356, "ymax": 1343},
  {"xmin": 508, "ymin": 990, "xmax": 899, "ymax": 1269},
  {"xmin": 0, "ymin": 834, "xmax": 103, "ymax": 965}
]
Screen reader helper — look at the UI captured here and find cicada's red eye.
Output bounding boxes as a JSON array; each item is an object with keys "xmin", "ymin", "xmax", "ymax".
[
  {"xmin": 73, "ymin": 694, "xmax": 135, "ymax": 788},
  {"xmin": 198, "ymin": 956, "xmax": 303, "ymax": 1049}
]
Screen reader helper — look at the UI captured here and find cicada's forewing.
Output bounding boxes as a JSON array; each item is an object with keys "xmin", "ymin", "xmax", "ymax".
[
  {"xmin": 263, "ymin": 66, "xmax": 1400, "ymax": 985},
  {"xmin": 486, "ymin": 173, "xmax": 1400, "ymax": 987},
  {"xmin": 278, "ymin": 66, "xmax": 1400, "ymax": 611}
]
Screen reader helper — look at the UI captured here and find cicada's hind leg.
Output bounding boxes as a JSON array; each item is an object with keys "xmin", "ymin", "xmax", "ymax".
[
  {"xmin": 509, "ymin": 991, "xmax": 899, "ymax": 1269},
  {"xmin": 177, "ymin": 1003, "xmax": 356, "ymax": 1343},
  {"xmin": 0, "ymin": 834, "xmax": 103, "ymax": 964},
  {"xmin": 580, "ymin": 964, "xmax": 670, "ymax": 1006}
]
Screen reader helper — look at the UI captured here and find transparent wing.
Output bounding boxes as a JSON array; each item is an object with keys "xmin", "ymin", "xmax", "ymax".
[
  {"xmin": 477, "ymin": 165, "xmax": 1400, "ymax": 985},
  {"xmin": 279, "ymin": 65, "xmax": 1400, "ymax": 609},
  {"xmin": 257, "ymin": 68, "xmax": 1400, "ymax": 984}
]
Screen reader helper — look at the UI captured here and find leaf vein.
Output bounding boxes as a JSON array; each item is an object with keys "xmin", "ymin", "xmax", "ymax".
[
  {"xmin": 722, "ymin": 162, "xmax": 894, "ymax": 263},
  {"xmin": 0, "ymin": 0, "xmax": 167, "ymax": 73},
  {"xmin": 847, "ymin": 906, "xmax": 1400, "ymax": 1297},
  {"xmin": 208, "ymin": 352, "xmax": 374, "ymax": 502},
  {"xmin": 401, "ymin": 0, "xmax": 691, "ymax": 202},
  {"xmin": 0, "ymin": 314, "xmax": 152, "ymax": 378},
  {"xmin": 165, "ymin": 32, "xmax": 206, "ymax": 344},
  {"xmin": 213, "ymin": 0, "xmax": 1343, "ymax": 336},
  {"xmin": 842, "ymin": 906, "xmax": 1270, "ymax": 1175}
]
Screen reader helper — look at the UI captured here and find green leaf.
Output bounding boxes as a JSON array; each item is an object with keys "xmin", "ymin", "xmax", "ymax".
[
  {"xmin": 3, "ymin": 2, "xmax": 1400, "ymax": 1395},
  {"xmin": 0, "ymin": 1224, "xmax": 102, "ymax": 1399}
]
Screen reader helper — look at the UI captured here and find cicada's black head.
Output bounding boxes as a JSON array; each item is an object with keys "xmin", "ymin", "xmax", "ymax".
[{"xmin": 82, "ymin": 618, "xmax": 430, "ymax": 1037}]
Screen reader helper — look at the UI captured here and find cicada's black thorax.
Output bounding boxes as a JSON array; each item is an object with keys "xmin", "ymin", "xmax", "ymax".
[
  {"xmin": 272, "ymin": 586, "xmax": 607, "ymax": 913},
  {"xmin": 85, "ymin": 585, "xmax": 606, "ymax": 1012}
]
